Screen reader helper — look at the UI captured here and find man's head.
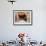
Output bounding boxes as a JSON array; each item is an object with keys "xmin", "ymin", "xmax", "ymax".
[{"xmin": 18, "ymin": 12, "xmax": 27, "ymax": 21}]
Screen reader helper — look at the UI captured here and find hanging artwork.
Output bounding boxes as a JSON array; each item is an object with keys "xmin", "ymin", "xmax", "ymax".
[{"xmin": 13, "ymin": 10, "xmax": 32, "ymax": 25}]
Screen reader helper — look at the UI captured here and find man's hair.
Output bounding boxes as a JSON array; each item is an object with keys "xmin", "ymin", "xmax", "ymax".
[{"xmin": 19, "ymin": 14, "xmax": 27, "ymax": 21}]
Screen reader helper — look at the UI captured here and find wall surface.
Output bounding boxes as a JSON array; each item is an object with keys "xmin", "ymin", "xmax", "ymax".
[{"xmin": 0, "ymin": 0, "xmax": 46, "ymax": 42}]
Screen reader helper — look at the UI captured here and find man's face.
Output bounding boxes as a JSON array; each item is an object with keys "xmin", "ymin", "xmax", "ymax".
[{"xmin": 18, "ymin": 12, "xmax": 27, "ymax": 21}]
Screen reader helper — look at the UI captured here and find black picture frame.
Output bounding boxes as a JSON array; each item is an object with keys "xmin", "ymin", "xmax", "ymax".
[{"xmin": 13, "ymin": 10, "xmax": 33, "ymax": 26}]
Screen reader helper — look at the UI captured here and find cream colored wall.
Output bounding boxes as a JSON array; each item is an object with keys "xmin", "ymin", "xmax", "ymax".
[{"xmin": 0, "ymin": 0, "xmax": 46, "ymax": 41}]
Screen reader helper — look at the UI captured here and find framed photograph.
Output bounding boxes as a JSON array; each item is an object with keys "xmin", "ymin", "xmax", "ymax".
[{"xmin": 13, "ymin": 10, "xmax": 32, "ymax": 25}]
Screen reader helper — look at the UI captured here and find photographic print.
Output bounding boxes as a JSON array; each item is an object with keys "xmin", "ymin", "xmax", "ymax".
[{"xmin": 13, "ymin": 10, "xmax": 32, "ymax": 25}]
